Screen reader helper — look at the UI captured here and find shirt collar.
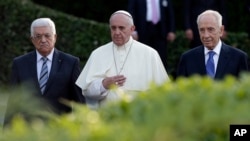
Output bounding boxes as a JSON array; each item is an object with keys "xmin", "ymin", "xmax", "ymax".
[
  {"xmin": 36, "ymin": 48, "xmax": 54, "ymax": 62},
  {"xmin": 113, "ymin": 36, "xmax": 133, "ymax": 51},
  {"xmin": 204, "ymin": 40, "xmax": 222, "ymax": 55}
]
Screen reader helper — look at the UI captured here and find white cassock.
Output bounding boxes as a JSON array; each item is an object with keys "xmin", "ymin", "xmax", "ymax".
[{"xmin": 76, "ymin": 37, "xmax": 169, "ymax": 109}]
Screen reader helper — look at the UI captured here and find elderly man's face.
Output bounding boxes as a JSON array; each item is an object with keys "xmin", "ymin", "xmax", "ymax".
[
  {"xmin": 109, "ymin": 14, "xmax": 135, "ymax": 46},
  {"xmin": 31, "ymin": 26, "xmax": 57, "ymax": 56},
  {"xmin": 198, "ymin": 14, "xmax": 224, "ymax": 50}
]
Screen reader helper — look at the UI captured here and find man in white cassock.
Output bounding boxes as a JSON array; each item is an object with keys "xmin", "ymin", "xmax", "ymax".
[{"xmin": 76, "ymin": 10, "xmax": 169, "ymax": 109}]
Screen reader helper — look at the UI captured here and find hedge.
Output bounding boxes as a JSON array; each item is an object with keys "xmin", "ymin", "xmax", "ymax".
[
  {"xmin": 0, "ymin": 0, "xmax": 110, "ymax": 85},
  {"xmin": 1, "ymin": 0, "xmax": 250, "ymax": 85}
]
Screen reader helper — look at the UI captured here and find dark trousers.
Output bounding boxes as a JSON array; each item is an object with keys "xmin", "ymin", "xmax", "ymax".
[{"xmin": 139, "ymin": 22, "xmax": 168, "ymax": 70}]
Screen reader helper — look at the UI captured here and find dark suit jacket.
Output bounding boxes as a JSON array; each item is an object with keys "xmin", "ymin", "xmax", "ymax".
[
  {"xmin": 177, "ymin": 43, "xmax": 248, "ymax": 79},
  {"xmin": 184, "ymin": 0, "xmax": 227, "ymax": 47},
  {"xmin": 10, "ymin": 49, "xmax": 85, "ymax": 114},
  {"xmin": 184, "ymin": 0, "xmax": 227, "ymax": 30},
  {"xmin": 128, "ymin": 0, "xmax": 175, "ymax": 39},
  {"xmin": 247, "ymin": 0, "xmax": 250, "ymax": 38}
]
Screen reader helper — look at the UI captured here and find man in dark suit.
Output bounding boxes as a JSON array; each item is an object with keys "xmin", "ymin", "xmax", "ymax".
[
  {"xmin": 10, "ymin": 18, "xmax": 85, "ymax": 114},
  {"xmin": 128, "ymin": 0, "xmax": 175, "ymax": 70},
  {"xmin": 184, "ymin": 0, "xmax": 227, "ymax": 48},
  {"xmin": 177, "ymin": 10, "xmax": 248, "ymax": 80},
  {"xmin": 247, "ymin": 0, "xmax": 250, "ymax": 39}
]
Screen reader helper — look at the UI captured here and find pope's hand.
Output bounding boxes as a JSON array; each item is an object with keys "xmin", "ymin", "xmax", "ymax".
[{"xmin": 102, "ymin": 75, "xmax": 126, "ymax": 89}]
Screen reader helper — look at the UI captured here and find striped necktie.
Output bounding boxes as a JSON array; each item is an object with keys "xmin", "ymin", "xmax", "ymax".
[
  {"xmin": 206, "ymin": 51, "xmax": 215, "ymax": 78},
  {"xmin": 39, "ymin": 57, "xmax": 48, "ymax": 94}
]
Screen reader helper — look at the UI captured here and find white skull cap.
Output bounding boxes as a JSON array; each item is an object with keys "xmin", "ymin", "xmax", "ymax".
[{"xmin": 111, "ymin": 10, "xmax": 132, "ymax": 18}]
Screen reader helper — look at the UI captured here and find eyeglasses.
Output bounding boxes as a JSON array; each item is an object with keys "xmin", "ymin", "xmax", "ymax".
[{"xmin": 32, "ymin": 34, "xmax": 53, "ymax": 41}]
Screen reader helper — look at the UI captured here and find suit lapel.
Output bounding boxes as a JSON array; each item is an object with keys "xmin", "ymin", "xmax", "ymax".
[
  {"xmin": 215, "ymin": 44, "xmax": 230, "ymax": 78},
  {"xmin": 43, "ymin": 49, "xmax": 62, "ymax": 94},
  {"xmin": 159, "ymin": 0, "xmax": 162, "ymax": 14},
  {"xmin": 28, "ymin": 51, "xmax": 43, "ymax": 95},
  {"xmin": 197, "ymin": 47, "xmax": 207, "ymax": 74},
  {"xmin": 142, "ymin": 0, "xmax": 147, "ymax": 13},
  {"xmin": 30, "ymin": 51, "xmax": 40, "ymax": 87}
]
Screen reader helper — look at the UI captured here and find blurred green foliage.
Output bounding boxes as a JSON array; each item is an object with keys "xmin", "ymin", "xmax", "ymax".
[
  {"xmin": 0, "ymin": 88, "xmax": 9, "ymax": 129},
  {"xmin": 1, "ymin": 73, "xmax": 250, "ymax": 140}
]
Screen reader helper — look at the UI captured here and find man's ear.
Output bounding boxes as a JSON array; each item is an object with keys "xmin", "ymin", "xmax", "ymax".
[
  {"xmin": 220, "ymin": 25, "xmax": 225, "ymax": 33},
  {"xmin": 131, "ymin": 25, "xmax": 136, "ymax": 32},
  {"xmin": 54, "ymin": 34, "xmax": 57, "ymax": 42}
]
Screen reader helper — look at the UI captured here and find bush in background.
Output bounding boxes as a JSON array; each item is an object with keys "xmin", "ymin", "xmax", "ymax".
[
  {"xmin": 0, "ymin": 0, "xmax": 249, "ymax": 85},
  {"xmin": 0, "ymin": 0, "xmax": 110, "ymax": 85},
  {"xmin": 31, "ymin": 0, "xmax": 250, "ymax": 33}
]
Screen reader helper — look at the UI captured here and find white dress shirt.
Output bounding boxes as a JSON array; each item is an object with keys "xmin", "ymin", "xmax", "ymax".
[
  {"xmin": 146, "ymin": 0, "xmax": 160, "ymax": 22},
  {"xmin": 36, "ymin": 48, "xmax": 54, "ymax": 80}
]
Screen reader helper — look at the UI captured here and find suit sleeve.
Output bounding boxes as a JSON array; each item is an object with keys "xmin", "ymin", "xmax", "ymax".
[
  {"xmin": 71, "ymin": 57, "xmax": 86, "ymax": 103},
  {"xmin": 219, "ymin": 0, "xmax": 227, "ymax": 28},
  {"xmin": 240, "ymin": 52, "xmax": 249, "ymax": 72},
  {"xmin": 167, "ymin": 0, "xmax": 175, "ymax": 32},
  {"xmin": 127, "ymin": 0, "xmax": 136, "ymax": 24},
  {"xmin": 10, "ymin": 59, "xmax": 19, "ymax": 86},
  {"xmin": 183, "ymin": 0, "xmax": 191, "ymax": 30},
  {"xmin": 176, "ymin": 55, "xmax": 187, "ymax": 77}
]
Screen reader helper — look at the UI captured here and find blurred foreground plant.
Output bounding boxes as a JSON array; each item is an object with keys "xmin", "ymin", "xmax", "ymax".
[{"xmin": 1, "ymin": 73, "xmax": 250, "ymax": 141}]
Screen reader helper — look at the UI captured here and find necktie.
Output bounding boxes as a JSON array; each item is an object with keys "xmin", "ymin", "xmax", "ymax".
[
  {"xmin": 39, "ymin": 57, "xmax": 48, "ymax": 94},
  {"xmin": 206, "ymin": 51, "xmax": 215, "ymax": 78},
  {"xmin": 151, "ymin": 0, "xmax": 159, "ymax": 24}
]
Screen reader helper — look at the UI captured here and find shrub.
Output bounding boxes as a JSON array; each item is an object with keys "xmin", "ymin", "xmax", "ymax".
[
  {"xmin": 0, "ymin": 0, "xmax": 110, "ymax": 85},
  {"xmin": 1, "ymin": 73, "xmax": 250, "ymax": 140}
]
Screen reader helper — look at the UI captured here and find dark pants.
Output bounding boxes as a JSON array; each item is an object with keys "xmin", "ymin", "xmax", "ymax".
[{"xmin": 139, "ymin": 22, "xmax": 168, "ymax": 70}]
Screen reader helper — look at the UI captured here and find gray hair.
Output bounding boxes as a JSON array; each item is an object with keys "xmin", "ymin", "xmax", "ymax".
[
  {"xmin": 30, "ymin": 18, "xmax": 56, "ymax": 36},
  {"xmin": 110, "ymin": 10, "xmax": 134, "ymax": 25},
  {"xmin": 197, "ymin": 10, "xmax": 222, "ymax": 27}
]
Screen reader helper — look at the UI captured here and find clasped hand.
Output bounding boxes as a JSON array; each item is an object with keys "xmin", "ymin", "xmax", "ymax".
[{"xmin": 102, "ymin": 75, "xmax": 126, "ymax": 89}]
